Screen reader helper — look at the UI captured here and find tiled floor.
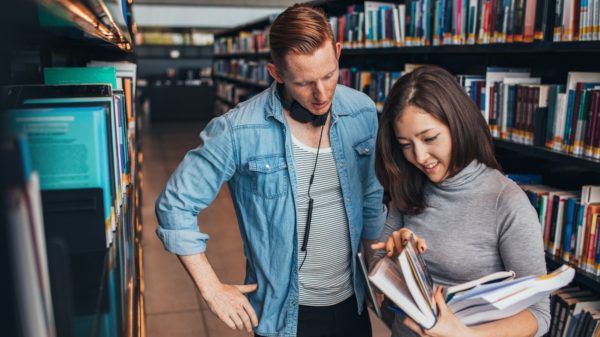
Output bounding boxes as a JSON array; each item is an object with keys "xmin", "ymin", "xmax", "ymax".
[{"xmin": 141, "ymin": 122, "xmax": 391, "ymax": 337}]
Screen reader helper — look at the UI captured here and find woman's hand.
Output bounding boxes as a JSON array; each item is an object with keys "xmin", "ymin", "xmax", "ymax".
[
  {"xmin": 370, "ymin": 228, "xmax": 427, "ymax": 258},
  {"xmin": 403, "ymin": 287, "xmax": 477, "ymax": 337}
]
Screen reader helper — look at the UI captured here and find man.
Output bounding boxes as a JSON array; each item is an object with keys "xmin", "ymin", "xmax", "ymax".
[{"xmin": 155, "ymin": 4, "xmax": 385, "ymax": 337}]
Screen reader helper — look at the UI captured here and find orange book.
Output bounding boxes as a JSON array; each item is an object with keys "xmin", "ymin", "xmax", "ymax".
[{"xmin": 581, "ymin": 204, "xmax": 600, "ymax": 269}]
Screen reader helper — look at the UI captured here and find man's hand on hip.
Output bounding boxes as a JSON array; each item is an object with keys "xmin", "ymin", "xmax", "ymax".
[{"xmin": 201, "ymin": 282, "xmax": 259, "ymax": 332}]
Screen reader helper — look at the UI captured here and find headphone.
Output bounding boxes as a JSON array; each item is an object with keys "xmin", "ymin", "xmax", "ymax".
[{"xmin": 277, "ymin": 83, "xmax": 328, "ymax": 126}]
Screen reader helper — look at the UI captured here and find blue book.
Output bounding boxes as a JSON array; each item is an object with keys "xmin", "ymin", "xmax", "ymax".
[
  {"xmin": 563, "ymin": 90, "xmax": 576, "ymax": 148},
  {"xmin": 3, "ymin": 106, "xmax": 112, "ymax": 225},
  {"xmin": 562, "ymin": 197, "xmax": 578, "ymax": 261},
  {"xmin": 22, "ymin": 88, "xmax": 123, "ymax": 219}
]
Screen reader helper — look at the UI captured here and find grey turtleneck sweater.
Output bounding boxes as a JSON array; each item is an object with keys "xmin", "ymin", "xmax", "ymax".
[{"xmin": 382, "ymin": 160, "xmax": 550, "ymax": 337}]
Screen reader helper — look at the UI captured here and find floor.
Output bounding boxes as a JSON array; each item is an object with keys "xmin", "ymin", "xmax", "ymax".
[{"xmin": 141, "ymin": 121, "xmax": 391, "ymax": 337}]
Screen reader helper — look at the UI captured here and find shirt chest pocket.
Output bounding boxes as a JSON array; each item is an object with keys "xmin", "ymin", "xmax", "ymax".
[
  {"xmin": 247, "ymin": 155, "xmax": 288, "ymax": 198},
  {"xmin": 354, "ymin": 137, "xmax": 374, "ymax": 157}
]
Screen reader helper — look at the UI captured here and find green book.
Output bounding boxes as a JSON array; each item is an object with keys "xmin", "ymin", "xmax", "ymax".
[{"xmin": 44, "ymin": 67, "xmax": 117, "ymax": 89}]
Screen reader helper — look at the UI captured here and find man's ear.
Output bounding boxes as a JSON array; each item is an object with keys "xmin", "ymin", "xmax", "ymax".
[
  {"xmin": 335, "ymin": 42, "xmax": 342, "ymax": 60},
  {"xmin": 267, "ymin": 63, "xmax": 284, "ymax": 84}
]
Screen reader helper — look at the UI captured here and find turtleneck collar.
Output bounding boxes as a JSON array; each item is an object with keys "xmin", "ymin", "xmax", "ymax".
[{"xmin": 434, "ymin": 160, "xmax": 486, "ymax": 190}]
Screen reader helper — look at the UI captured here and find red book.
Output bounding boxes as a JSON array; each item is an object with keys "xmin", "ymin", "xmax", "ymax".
[
  {"xmin": 584, "ymin": 91, "xmax": 599, "ymax": 156},
  {"xmin": 594, "ymin": 92, "xmax": 600, "ymax": 158}
]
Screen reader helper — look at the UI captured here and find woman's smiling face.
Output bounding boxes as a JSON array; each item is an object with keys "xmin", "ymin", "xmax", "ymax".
[{"xmin": 394, "ymin": 105, "xmax": 453, "ymax": 183}]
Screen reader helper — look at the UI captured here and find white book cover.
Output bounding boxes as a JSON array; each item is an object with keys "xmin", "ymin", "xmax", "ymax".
[
  {"xmin": 399, "ymin": 5, "xmax": 406, "ymax": 45},
  {"xmin": 451, "ymin": 265, "xmax": 574, "ymax": 326},
  {"xmin": 566, "ymin": 72, "xmax": 600, "ymax": 91},
  {"xmin": 7, "ymin": 173, "xmax": 56, "ymax": 337},
  {"xmin": 553, "ymin": 93, "xmax": 567, "ymax": 151}
]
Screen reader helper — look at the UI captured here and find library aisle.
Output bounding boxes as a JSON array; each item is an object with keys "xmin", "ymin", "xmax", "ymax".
[{"xmin": 140, "ymin": 122, "xmax": 391, "ymax": 337}]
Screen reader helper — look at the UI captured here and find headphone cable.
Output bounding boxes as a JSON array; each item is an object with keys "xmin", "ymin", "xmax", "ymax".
[{"xmin": 299, "ymin": 112, "xmax": 328, "ymax": 270}]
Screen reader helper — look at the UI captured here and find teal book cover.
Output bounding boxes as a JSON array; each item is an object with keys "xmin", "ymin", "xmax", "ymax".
[
  {"xmin": 3, "ymin": 106, "xmax": 112, "ymax": 222},
  {"xmin": 23, "ymin": 96, "xmax": 118, "ymax": 206},
  {"xmin": 44, "ymin": 67, "xmax": 118, "ymax": 89}
]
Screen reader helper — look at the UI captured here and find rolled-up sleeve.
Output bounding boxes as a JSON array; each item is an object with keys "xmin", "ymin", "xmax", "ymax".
[{"xmin": 155, "ymin": 115, "xmax": 236, "ymax": 255}]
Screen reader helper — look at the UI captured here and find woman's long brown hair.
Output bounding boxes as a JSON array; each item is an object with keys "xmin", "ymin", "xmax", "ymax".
[{"xmin": 375, "ymin": 66, "xmax": 501, "ymax": 214}]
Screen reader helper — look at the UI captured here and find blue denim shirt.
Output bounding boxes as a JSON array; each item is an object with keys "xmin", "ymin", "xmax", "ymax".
[{"xmin": 155, "ymin": 83, "xmax": 386, "ymax": 337}]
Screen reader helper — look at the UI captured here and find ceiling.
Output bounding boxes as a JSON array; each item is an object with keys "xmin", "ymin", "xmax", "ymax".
[
  {"xmin": 134, "ymin": 0, "xmax": 299, "ymax": 6},
  {"xmin": 132, "ymin": 0, "xmax": 302, "ymax": 29}
]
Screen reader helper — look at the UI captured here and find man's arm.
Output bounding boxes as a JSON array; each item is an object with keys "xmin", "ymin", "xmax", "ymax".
[
  {"xmin": 155, "ymin": 116, "xmax": 258, "ymax": 331},
  {"xmin": 178, "ymin": 253, "xmax": 258, "ymax": 332}
]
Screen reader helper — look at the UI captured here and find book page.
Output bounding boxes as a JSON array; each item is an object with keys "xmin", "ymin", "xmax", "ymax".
[
  {"xmin": 369, "ymin": 257, "xmax": 436, "ymax": 329},
  {"xmin": 404, "ymin": 236, "xmax": 436, "ymax": 312}
]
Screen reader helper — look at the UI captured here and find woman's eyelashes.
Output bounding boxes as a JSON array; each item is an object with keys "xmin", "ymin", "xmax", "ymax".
[
  {"xmin": 424, "ymin": 134, "xmax": 440, "ymax": 143},
  {"xmin": 398, "ymin": 133, "xmax": 440, "ymax": 148}
]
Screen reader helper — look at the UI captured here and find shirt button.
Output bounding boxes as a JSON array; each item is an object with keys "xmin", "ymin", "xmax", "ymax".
[
  {"xmin": 265, "ymin": 164, "xmax": 270, "ymax": 170},
  {"xmin": 365, "ymin": 148, "xmax": 370, "ymax": 153}
]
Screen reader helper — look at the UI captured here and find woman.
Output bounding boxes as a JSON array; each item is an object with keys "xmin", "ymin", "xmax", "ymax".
[{"xmin": 372, "ymin": 66, "xmax": 549, "ymax": 337}]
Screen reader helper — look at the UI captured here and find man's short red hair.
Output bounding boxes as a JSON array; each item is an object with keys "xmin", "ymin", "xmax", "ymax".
[{"xmin": 269, "ymin": 4, "xmax": 336, "ymax": 69}]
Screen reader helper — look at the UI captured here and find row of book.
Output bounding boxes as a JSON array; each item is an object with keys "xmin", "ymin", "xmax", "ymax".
[
  {"xmin": 470, "ymin": 68, "xmax": 600, "ymax": 159},
  {"xmin": 213, "ymin": 0, "xmax": 600, "ymax": 57},
  {"xmin": 330, "ymin": 0, "xmax": 600, "ymax": 48},
  {"xmin": 134, "ymin": 30, "xmax": 214, "ymax": 46},
  {"xmin": 2, "ymin": 62, "xmax": 142, "ymax": 337},
  {"xmin": 330, "ymin": 0, "xmax": 545, "ymax": 48},
  {"xmin": 213, "ymin": 28, "xmax": 270, "ymax": 55},
  {"xmin": 216, "ymin": 81, "xmax": 267, "ymax": 107},
  {"xmin": 338, "ymin": 67, "xmax": 405, "ymax": 111},
  {"xmin": 515, "ymin": 181, "xmax": 600, "ymax": 276},
  {"xmin": 549, "ymin": 286, "xmax": 600, "ymax": 337},
  {"xmin": 213, "ymin": 59, "xmax": 272, "ymax": 86},
  {"xmin": 554, "ymin": 0, "xmax": 600, "ymax": 41}
]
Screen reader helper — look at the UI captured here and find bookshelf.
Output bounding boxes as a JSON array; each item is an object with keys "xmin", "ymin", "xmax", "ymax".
[
  {"xmin": 2, "ymin": 0, "xmax": 144, "ymax": 337},
  {"xmin": 212, "ymin": 16, "xmax": 275, "ymax": 115},
  {"xmin": 212, "ymin": 0, "xmax": 600, "ymax": 333}
]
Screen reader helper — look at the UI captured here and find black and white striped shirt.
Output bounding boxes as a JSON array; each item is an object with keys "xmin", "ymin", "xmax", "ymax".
[{"xmin": 292, "ymin": 135, "xmax": 353, "ymax": 306}]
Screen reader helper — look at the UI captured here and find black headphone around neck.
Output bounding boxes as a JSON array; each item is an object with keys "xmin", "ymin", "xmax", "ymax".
[{"xmin": 277, "ymin": 83, "xmax": 328, "ymax": 126}]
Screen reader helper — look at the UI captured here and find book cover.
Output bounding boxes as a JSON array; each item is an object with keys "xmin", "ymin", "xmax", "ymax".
[
  {"xmin": 357, "ymin": 251, "xmax": 383, "ymax": 319},
  {"xmin": 3, "ymin": 105, "xmax": 113, "ymax": 244},
  {"xmin": 44, "ymin": 67, "xmax": 118, "ymax": 89}
]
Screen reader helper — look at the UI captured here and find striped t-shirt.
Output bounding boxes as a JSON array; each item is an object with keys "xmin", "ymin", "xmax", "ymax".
[{"xmin": 292, "ymin": 135, "xmax": 353, "ymax": 306}]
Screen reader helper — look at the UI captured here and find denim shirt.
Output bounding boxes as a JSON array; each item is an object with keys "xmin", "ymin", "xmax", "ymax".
[{"xmin": 155, "ymin": 83, "xmax": 386, "ymax": 337}]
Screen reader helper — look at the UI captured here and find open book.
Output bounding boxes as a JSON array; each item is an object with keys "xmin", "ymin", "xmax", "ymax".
[{"xmin": 368, "ymin": 236, "xmax": 575, "ymax": 329}]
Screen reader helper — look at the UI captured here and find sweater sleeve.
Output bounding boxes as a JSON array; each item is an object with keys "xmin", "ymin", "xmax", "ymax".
[{"xmin": 496, "ymin": 180, "xmax": 550, "ymax": 337}]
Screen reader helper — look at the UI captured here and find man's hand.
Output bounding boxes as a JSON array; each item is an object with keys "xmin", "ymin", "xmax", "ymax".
[
  {"xmin": 201, "ymin": 282, "xmax": 259, "ymax": 332},
  {"xmin": 177, "ymin": 253, "xmax": 259, "ymax": 333}
]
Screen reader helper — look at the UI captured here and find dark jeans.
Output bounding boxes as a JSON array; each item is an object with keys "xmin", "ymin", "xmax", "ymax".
[{"xmin": 255, "ymin": 295, "xmax": 372, "ymax": 337}]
